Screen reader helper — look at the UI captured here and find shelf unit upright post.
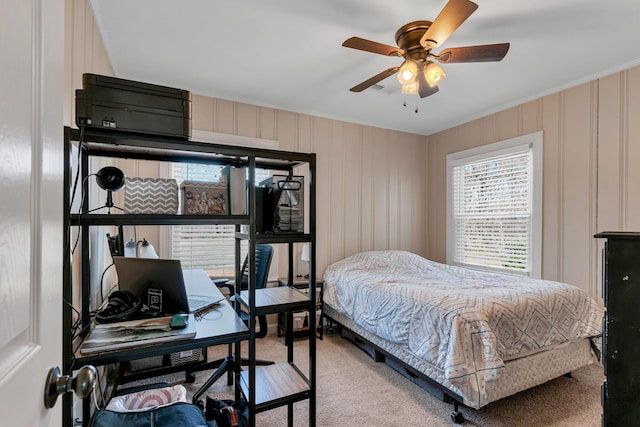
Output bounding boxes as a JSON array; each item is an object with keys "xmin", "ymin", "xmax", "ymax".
[
  {"xmin": 309, "ymin": 153, "xmax": 317, "ymax": 425},
  {"xmin": 237, "ymin": 151, "xmax": 317, "ymax": 427},
  {"xmin": 62, "ymin": 127, "xmax": 73, "ymax": 426},
  {"xmin": 246, "ymin": 155, "xmax": 258, "ymax": 423},
  {"xmin": 62, "ymin": 126, "xmax": 316, "ymax": 427},
  {"xmin": 63, "ymin": 127, "xmax": 101, "ymax": 424},
  {"xmin": 279, "ymin": 159, "xmax": 317, "ymax": 425}
]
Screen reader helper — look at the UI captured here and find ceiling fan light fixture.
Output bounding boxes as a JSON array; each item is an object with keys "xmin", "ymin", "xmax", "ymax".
[
  {"xmin": 401, "ymin": 81, "xmax": 418, "ymax": 95},
  {"xmin": 424, "ymin": 61, "xmax": 446, "ymax": 87},
  {"xmin": 397, "ymin": 59, "xmax": 418, "ymax": 85}
]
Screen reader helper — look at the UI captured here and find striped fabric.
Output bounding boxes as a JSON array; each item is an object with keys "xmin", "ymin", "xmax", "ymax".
[
  {"xmin": 124, "ymin": 178, "xmax": 179, "ymax": 214},
  {"xmin": 106, "ymin": 385, "xmax": 187, "ymax": 412}
]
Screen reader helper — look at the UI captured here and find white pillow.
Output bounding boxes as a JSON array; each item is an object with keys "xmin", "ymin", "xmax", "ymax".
[{"xmin": 106, "ymin": 384, "xmax": 187, "ymax": 412}]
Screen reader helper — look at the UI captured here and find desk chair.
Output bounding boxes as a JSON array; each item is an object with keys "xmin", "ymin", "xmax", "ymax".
[
  {"xmin": 186, "ymin": 244, "xmax": 274, "ymax": 393},
  {"xmin": 220, "ymin": 243, "xmax": 273, "ymax": 341}
]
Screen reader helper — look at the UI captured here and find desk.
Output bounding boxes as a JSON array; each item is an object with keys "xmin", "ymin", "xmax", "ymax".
[
  {"xmin": 74, "ymin": 297, "xmax": 247, "ymax": 365},
  {"xmin": 74, "ymin": 273, "xmax": 248, "ymax": 425}
]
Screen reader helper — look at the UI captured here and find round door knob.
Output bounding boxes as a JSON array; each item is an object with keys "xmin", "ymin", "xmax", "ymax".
[{"xmin": 44, "ymin": 365, "xmax": 97, "ymax": 409}]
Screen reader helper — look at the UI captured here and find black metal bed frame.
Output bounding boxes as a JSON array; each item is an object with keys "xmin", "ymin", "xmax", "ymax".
[{"xmin": 324, "ymin": 315, "xmax": 467, "ymax": 424}]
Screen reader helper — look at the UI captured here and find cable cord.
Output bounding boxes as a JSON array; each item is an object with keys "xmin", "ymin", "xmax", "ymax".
[
  {"xmin": 70, "ymin": 173, "xmax": 97, "ymax": 255},
  {"xmin": 93, "ymin": 368, "xmax": 103, "ymax": 410},
  {"xmin": 99, "ymin": 263, "xmax": 115, "ymax": 304}
]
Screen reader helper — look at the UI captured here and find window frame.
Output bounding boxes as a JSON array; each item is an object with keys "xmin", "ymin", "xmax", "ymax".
[
  {"xmin": 446, "ymin": 131, "xmax": 543, "ymax": 278},
  {"xmin": 158, "ymin": 130, "xmax": 278, "ymax": 274}
]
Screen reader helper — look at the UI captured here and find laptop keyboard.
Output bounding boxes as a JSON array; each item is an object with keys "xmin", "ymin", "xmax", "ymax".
[{"xmin": 188, "ymin": 296, "xmax": 223, "ymax": 312}]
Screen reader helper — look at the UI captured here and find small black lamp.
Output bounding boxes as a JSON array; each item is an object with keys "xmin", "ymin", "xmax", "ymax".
[{"xmin": 88, "ymin": 166, "xmax": 125, "ymax": 214}]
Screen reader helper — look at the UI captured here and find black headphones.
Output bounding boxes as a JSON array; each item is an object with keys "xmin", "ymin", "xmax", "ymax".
[{"xmin": 96, "ymin": 290, "xmax": 142, "ymax": 323}]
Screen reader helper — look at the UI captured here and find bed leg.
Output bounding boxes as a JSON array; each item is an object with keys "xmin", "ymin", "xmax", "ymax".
[
  {"xmin": 450, "ymin": 400, "xmax": 465, "ymax": 424},
  {"xmin": 326, "ymin": 319, "xmax": 338, "ymax": 335}
]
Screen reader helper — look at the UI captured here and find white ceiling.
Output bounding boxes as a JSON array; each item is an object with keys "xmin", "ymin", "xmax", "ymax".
[{"xmin": 90, "ymin": 0, "xmax": 640, "ymax": 136}]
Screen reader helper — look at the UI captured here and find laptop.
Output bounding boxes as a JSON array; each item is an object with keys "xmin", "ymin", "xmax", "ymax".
[
  {"xmin": 113, "ymin": 257, "xmax": 223, "ymax": 315},
  {"xmin": 181, "ymin": 268, "xmax": 226, "ymax": 312}
]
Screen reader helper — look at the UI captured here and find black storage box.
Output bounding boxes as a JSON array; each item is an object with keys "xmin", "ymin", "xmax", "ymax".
[
  {"xmin": 258, "ymin": 176, "xmax": 304, "ymax": 233},
  {"xmin": 76, "ymin": 73, "xmax": 191, "ymax": 138}
]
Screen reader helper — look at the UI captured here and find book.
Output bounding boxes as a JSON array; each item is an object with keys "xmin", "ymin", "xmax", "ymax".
[
  {"xmin": 80, "ymin": 315, "xmax": 196, "ymax": 354},
  {"xmin": 220, "ymin": 165, "xmax": 247, "ymax": 214}
]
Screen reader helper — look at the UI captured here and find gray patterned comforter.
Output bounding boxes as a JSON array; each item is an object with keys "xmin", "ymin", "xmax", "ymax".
[{"xmin": 322, "ymin": 251, "xmax": 604, "ymax": 407}]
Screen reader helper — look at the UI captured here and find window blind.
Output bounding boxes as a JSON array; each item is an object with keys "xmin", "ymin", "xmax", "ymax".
[
  {"xmin": 451, "ymin": 149, "xmax": 532, "ymax": 273},
  {"xmin": 171, "ymin": 163, "xmax": 269, "ymax": 270}
]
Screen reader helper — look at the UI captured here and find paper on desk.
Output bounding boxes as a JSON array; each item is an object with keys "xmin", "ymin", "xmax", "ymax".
[{"xmin": 80, "ymin": 315, "xmax": 196, "ymax": 354}]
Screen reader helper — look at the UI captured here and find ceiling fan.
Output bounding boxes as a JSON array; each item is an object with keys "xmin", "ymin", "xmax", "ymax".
[{"xmin": 342, "ymin": 0, "xmax": 510, "ymax": 99}]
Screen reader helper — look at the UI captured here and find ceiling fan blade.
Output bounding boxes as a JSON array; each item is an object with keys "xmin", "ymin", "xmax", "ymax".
[
  {"xmin": 437, "ymin": 43, "xmax": 510, "ymax": 63},
  {"xmin": 417, "ymin": 69, "xmax": 440, "ymax": 98},
  {"xmin": 349, "ymin": 67, "xmax": 400, "ymax": 92},
  {"xmin": 342, "ymin": 37, "xmax": 404, "ymax": 57},
  {"xmin": 420, "ymin": 0, "xmax": 478, "ymax": 50}
]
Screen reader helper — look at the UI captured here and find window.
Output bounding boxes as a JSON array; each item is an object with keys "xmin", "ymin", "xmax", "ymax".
[
  {"xmin": 164, "ymin": 130, "xmax": 276, "ymax": 272},
  {"xmin": 446, "ymin": 132, "xmax": 542, "ymax": 277},
  {"xmin": 171, "ymin": 163, "xmax": 233, "ymax": 269}
]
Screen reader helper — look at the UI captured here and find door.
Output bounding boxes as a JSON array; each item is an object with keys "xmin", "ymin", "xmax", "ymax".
[{"xmin": 0, "ymin": 0, "xmax": 64, "ymax": 426}]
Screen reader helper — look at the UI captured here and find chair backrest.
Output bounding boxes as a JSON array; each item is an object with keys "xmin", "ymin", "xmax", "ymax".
[{"xmin": 240, "ymin": 244, "xmax": 273, "ymax": 290}]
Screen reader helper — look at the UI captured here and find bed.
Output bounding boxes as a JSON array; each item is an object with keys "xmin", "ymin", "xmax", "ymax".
[{"xmin": 322, "ymin": 250, "xmax": 604, "ymax": 423}]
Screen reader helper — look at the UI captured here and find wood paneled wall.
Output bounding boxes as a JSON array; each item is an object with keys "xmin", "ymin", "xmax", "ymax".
[
  {"xmin": 64, "ymin": 0, "xmax": 113, "ymax": 126},
  {"xmin": 192, "ymin": 95, "xmax": 428, "ymax": 277},
  {"xmin": 427, "ymin": 64, "xmax": 640, "ymax": 299}
]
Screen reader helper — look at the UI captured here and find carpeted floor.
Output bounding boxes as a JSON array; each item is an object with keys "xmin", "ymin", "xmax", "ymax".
[{"xmin": 125, "ymin": 331, "xmax": 604, "ymax": 426}]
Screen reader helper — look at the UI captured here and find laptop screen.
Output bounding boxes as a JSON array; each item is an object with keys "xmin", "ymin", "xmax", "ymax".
[{"xmin": 113, "ymin": 257, "xmax": 190, "ymax": 315}]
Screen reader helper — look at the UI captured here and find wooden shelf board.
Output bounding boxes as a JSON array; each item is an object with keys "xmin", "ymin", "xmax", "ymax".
[
  {"xmin": 240, "ymin": 362, "xmax": 310, "ymax": 411},
  {"xmin": 238, "ymin": 287, "xmax": 311, "ymax": 315}
]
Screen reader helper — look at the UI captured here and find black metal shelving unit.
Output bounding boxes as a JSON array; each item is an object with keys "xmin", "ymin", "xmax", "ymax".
[{"xmin": 63, "ymin": 126, "xmax": 317, "ymax": 427}]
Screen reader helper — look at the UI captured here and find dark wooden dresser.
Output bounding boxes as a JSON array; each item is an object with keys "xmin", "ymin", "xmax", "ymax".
[{"xmin": 595, "ymin": 232, "xmax": 640, "ymax": 427}]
